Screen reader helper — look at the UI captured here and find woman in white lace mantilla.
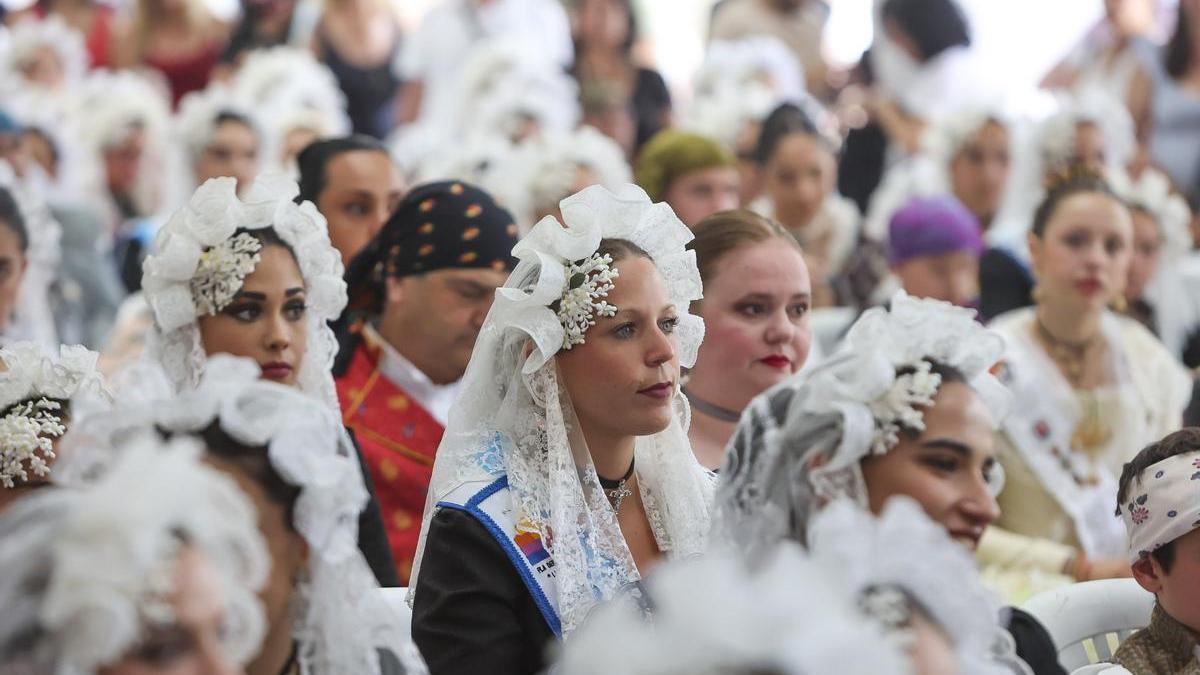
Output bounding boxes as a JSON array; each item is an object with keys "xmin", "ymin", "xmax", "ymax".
[
  {"xmin": 409, "ymin": 184, "xmax": 713, "ymax": 675},
  {"xmin": 711, "ymin": 292, "xmax": 1037, "ymax": 674},
  {"xmin": 138, "ymin": 172, "xmax": 399, "ymax": 586},
  {"xmin": 59, "ymin": 355, "xmax": 426, "ymax": 675},
  {"xmin": 0, "ymin": 433, "xmax": 270, "ymax": 674},
  {"xmin": 0, "ymin": 340, "xmax": 107, "ymax": 513}
]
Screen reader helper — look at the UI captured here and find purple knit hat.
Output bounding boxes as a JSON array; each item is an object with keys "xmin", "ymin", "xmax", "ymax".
[{"xmin": 888, "ymin": 195, "xmax": 985, "ymax": 266}]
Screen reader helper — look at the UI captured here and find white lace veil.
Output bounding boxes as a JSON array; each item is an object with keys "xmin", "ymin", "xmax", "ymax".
[
  {"xmin": 711, "ymin": 292, "xmax": 1010, "ymax": 560},
  {"xmin": 809, "ymin": 498, "xmax": 1032, "ymax": 675},
  {"xmin": 0, "ymin": 434, "xmax": 269, "ymax": 674},
  {"xmin": 56, "ymin": 355, "xmax": 424, "ymax": 675},
  {"xmin": 409, "ymin": 184, "xmax": 713, "ymax": 636},
  {"xmin": 140, "ymin": 173, "xmax": 347, "ymax": 411}
]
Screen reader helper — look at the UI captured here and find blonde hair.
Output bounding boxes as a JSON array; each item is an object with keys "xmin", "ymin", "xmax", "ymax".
[{"xmin": 688, "ymin": 209, "xmax": 801, "ymax": 286}]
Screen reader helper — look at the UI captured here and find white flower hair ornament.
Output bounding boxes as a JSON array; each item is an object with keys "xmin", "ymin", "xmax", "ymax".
[
  {"xmin": 56, "ymin": 355, "xmax": 420, "ymax": 675},
  {"xmin": 0, "ymin": 434, "xmax": 270, "ymax": 673},
  {"xmin": 498, "ymin": 183, "xmax": 705, "ymax": 373},
  {"xmin": 1108, "ymin": 168, "xmax": 1193, "ymax": 262},
  {"xmin": 141, "ymin": 174, "xmax": 347, "ymax": 404},
  {"xmin": 0, "ymin": 342, "xmax": 108, "ymax": 489}
]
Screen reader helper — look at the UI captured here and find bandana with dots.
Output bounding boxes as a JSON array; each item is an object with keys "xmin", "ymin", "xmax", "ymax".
[
  {"xmin": 345, "ymin": 180, "xmax": 520, "ymax": 313},
  {"xmin": 1120, "ymin": 451, "xmax": 1200, "ymax": 563}
]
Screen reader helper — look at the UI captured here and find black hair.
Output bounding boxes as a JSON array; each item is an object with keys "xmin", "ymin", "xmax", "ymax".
[
  {"xmin": 192, "ymin": 420, "xmax": 302, "ymax": 530},
  {"xmin": 295, "ymin": 135, "xmax": 391, "ymax": 205},
  {"xmin": 1031, "ymin": 166, "xmax": 1118, "ymax": 238},
  {"xmin": 570, "ymin": 0, "xmax": 638, "ymax": 57},
  {"xmin": 1116, "ymin": 428, "xmax": 1200, "ymax": 573},
  {"xmin": 881, "ymin": 0, "xmax": 972, "ymax": 62},
  {"xmin": 21, "ymin": 127, "xmax": 60, "ymax": 175},
  {"xmin": 894, "ymin": 359, "xmax": 968, "ymax": 440},
  {"xmin": 0, "ymin": 186, "xmax": 29, "ymax": 253},
  {"xmin": 754, "ymin": 102, "xmax": 825, "ymax": 167},
  {"xmin": 1166, "ymin": 2, "xmax": 1194, "ymax": 81},
  {"xmin": 597, "ymin": 237, "xmax": 651, "ymax": 264},
  {"xmin": 214, "ymin": 110, "xmax": 256, "ymax": 134}
]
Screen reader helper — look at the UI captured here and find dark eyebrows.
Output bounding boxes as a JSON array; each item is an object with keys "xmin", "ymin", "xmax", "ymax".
[
  {"xmin": 919, "ymin": 439, "xmax": 972, "ymax": 458},
  {"xmin": 234, "ymin": 291, "xmax": 266, "ymax": 301},
  {"xmin": 285, "ymin": 287, "xmax": 304, "ymax": 297}
]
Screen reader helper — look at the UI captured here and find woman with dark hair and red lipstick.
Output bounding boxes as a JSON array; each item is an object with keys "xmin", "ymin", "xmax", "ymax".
[
  {"xmin": 140, "ymin": 172, "xmax": 400, "ymax": 588},
  {"xmin": 976, "ymin": 166, "xmax": 1191, "ymax": 596},
  {"xmin": 683, "ymin": 209, "xmax": 812, "ymax": 470}
]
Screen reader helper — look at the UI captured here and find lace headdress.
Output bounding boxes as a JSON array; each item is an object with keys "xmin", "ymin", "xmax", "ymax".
[
  {"xmin": 711, "ymin": 292, "xmax": 1010, "ymax": 559},
  {"xmin": 0, "ymin": 433, "xmax": 269, "ymax": 673},
  {"xmin": 0, "ymin": 159, "xmax": 62, "ymax": 345},
  {"xmin": 141, "ymin": 173, "xmax": 347, "ymax": 409},
  {"xmin": 557, "ymin": 541, "xmax": 908, "ymax": 675},
  {"xmin": 0, "ymin": 15, "xmax": 87, "ymax": 95},
  {"xmin": 57, "ymin": 355, "xmax": 424, "ymax": 675},
  {"xmin": 0, "ymin": 342, "xmax": 108, "ymax": 489},
  {"xmin": 409, "ymin": 184, "xmax": 713, "ymax": 635},
  {"xmin": 809, "ymin": 498, "xmax": 1031, "ymax": 675},
  {"xmin": 1108, "ymin": 168, "xmax": 1193, "ymax": 262}
]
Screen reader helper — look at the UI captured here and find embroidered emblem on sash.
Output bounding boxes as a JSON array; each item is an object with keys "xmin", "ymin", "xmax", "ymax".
[{"xmin": 516, "ymin": 531, "xmax": 550, "ymax": 564}]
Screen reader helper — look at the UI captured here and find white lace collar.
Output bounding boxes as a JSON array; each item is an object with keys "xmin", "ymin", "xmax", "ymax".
[{"xmin": 364, "ymin": 324, "xmax": 460, "ymax": 426}]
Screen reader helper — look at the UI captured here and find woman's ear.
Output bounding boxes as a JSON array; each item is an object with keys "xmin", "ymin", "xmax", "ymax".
[
  {"xmin": 384, "ymin": 275, "xmax": 408, "ymax": 307},
  {"xmin": 1131, "ymin": 556, "xmax": 1164, "ymax": 594}
]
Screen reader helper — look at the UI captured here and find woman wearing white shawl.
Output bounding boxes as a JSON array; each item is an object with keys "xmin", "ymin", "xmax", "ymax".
[{"xmin": 409, "ymin": 184, "xmax": 712, "ymax": 675}]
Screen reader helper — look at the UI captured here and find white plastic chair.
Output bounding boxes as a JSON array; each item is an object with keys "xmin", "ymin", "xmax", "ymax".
[
  {"xmin": 380, "ymin": 587, "xmax": 413, "ymax": 638},
  {"xmin": 1021, "ymin": 579, "xmax": 1153, "ymax": 671}
]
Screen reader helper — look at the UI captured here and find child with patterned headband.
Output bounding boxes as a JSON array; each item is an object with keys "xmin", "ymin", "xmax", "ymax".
[{"xmin": 1106, "ymin": 428, "xmax": 1200, "ymax": 673}]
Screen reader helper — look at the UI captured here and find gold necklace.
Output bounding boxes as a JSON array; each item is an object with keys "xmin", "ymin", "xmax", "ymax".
[{"xmin": 1034, "ymin": 315, "xmax": 1099, "ymax": 388}]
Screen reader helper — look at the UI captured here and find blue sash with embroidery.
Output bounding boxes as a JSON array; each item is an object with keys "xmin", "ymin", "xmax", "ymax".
[{"xmin": 437, "ymin": 476, "xmax": 563, "ymax": 638}]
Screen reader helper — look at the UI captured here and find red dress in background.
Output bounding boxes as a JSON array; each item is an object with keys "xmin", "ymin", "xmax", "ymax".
[{"xmin": 143, "ymin": 40, "xmax": 220, "ymax": 107}]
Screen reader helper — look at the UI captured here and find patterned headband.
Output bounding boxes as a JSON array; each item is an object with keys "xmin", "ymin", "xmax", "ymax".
[{"xmin": 1120, "ymin": 451, "xmax": 1200, "ymax": 564}]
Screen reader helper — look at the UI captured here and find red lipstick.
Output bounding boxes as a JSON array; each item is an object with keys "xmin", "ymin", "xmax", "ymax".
[
  {"xmin": 638, "ymin": 382, "xmax": 674, "ymax": 400},
  {"xmin": 759, "ymin": 355, "xmax": 792, "ymax": 370},
  {"xmin": 261, "ymin": 362, "xmax": 293, "ymax": 382}
]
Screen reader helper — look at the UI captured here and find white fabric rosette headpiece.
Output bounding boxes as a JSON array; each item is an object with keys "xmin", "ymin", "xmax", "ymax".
[
  {"xmin": 174, "ymin": 84, "xmax": 261, "ymax": 167},
  {"xmin": 0, "ymin": 341, "xmax": 108, "ymax": 489},
  {"xmin": 558, "ymin": 541, "xmax": 908, "ymax": 675},
  {"xmin": 140, "ymin": 173, "xmax": 347, "ymax": 409},
  {"xmin": 486, "ymin": 125, "xmax": 631, "ymax": 233},
  {"xmin": 409, "ymin": 184, "xmax": 712, "ymax": 635},
  {"xmin": 0, "ymin": 434, "xmax": 269, "ymax": 673},
  {"xmin": 57, "ymin": 354, "xmax": 423, "ymax": 675},
  {"xmin": 809, "ymin": 498, "xmax": 1031, "ymax": 675},
  {"xmin": 711, "ymin": 292, "xmax": 1009, "ymax": 558},
  {"xmin": 0, "ymin": 15, "xmax": 87, "ymax": 95},
  {"xmin": 1108, "ymin": 168, "xmax": 1193, "ymax": 263}
]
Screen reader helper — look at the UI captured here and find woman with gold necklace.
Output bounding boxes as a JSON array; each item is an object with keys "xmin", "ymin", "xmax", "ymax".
[{"xmin": 977, "ymin": 167, "xmax": 1191, "ymax": 600}]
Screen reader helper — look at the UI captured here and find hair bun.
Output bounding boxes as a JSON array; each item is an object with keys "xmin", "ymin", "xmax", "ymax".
[{"xmin": 1042, "ymin": 162, "xmax": 1109, "ymax": 194}]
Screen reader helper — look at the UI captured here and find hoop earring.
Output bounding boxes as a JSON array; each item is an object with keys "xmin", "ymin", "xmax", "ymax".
[{"xmin": 1111, "ymin": 293, "xmax": 1128, "ymax": 313}]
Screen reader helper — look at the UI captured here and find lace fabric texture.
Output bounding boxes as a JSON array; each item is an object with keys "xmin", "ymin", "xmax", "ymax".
[
  {"xmin": 810, "ymin": 499, "xmax": 1030, "ymax": 675},
  {"xmin": 141, "ymin": 174, "xmax": 347, "ymax": 411},
  {"xmin": 410, "ymin": 184, "xmax": 713, "ymax": 636},
  {"xmin": 58, "ymin": 356, "xmax": 420, "ymax": 675},
  {"xmin": 711, "ymin": 292, "xmax": 1010, "ymax": 560},
  {"xmin": 0, "ymin": 435, "xmax": 270, "ymax": 673}
]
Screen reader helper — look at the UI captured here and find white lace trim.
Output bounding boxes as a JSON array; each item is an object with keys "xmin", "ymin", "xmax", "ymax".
[
  {"xmin": 59, "ymin": 355, "xmax": 416, "ymax": 675},
  {"xmin": 0, "ymin": 435, "xmax": 270, "ymax": 672},
  {"xmin": 411, "ymin": 184, "xmax": 712, "ymax": 636},
  {"xmin": 142, "ymin": 174, "xmax": 347, "ymax": 411}
]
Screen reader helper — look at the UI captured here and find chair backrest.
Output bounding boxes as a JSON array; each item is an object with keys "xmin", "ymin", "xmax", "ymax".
[
  {"xmin": 1021, "ymin": 579, "xmax": 1153, "ymax": 671},
  {"xmin": 380, "ymin": 587, "xmax": 413, "ymax": 638}
]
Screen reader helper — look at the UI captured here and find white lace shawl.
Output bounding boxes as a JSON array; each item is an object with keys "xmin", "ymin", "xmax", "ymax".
[
  {"xmin": 0, "ymin": 434, "xmax": 269, "ymax": 673},
  {"xmin": 409, "ymin": 184, "xmax": 713, "ymax": 636},
  {"xmin": 140, "ymin": 173, "xmax": 347, "ymax": 411},
  {"xmin": 809, "ymin": 498, "xmax": 1032, "ymax": 675},
  {"xmin": 57, "ymin": 355, "xmax": 421, "ymax": 675},
  {"xmin": 557, "ymin": 541, "xmax": 909, "ymax": 675},
  {"xmin": 710, "ymin": 292, "xmax": 1010, "ymax": 560}
]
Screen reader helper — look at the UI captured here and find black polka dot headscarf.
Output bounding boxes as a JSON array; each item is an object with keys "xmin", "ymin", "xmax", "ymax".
[{"xmin": 344, "ymin": 181, "xmax": 520, "ymax": 314}]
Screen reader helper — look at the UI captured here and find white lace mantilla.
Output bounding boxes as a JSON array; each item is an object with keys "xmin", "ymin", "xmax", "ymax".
[
  {"xmin": 0, "ymin": 435, "xmax": 269, "ymax": 673},
  {"xmin": 141, "ymin": 174, "xmax": 347, "ymax": 410},
  {"xmin": 711, "ymin": 292, "xmax": 1010, "ymax": 559},
  {"xmin": 59, "ymin": 355, "xmax": 419, "ymax": 675},
  {"xmin": 410, "ymin": 184, "xmax": 713, "ymax": 636}
]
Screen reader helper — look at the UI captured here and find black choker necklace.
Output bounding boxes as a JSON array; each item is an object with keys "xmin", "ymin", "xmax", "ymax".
[
  {"xmin": 683, "ymin": 387, "xmax": 742, "ymax": 423},
  {"xmin": 597, "ymin": 458, "xmax": 635, "ymax": 513}
]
